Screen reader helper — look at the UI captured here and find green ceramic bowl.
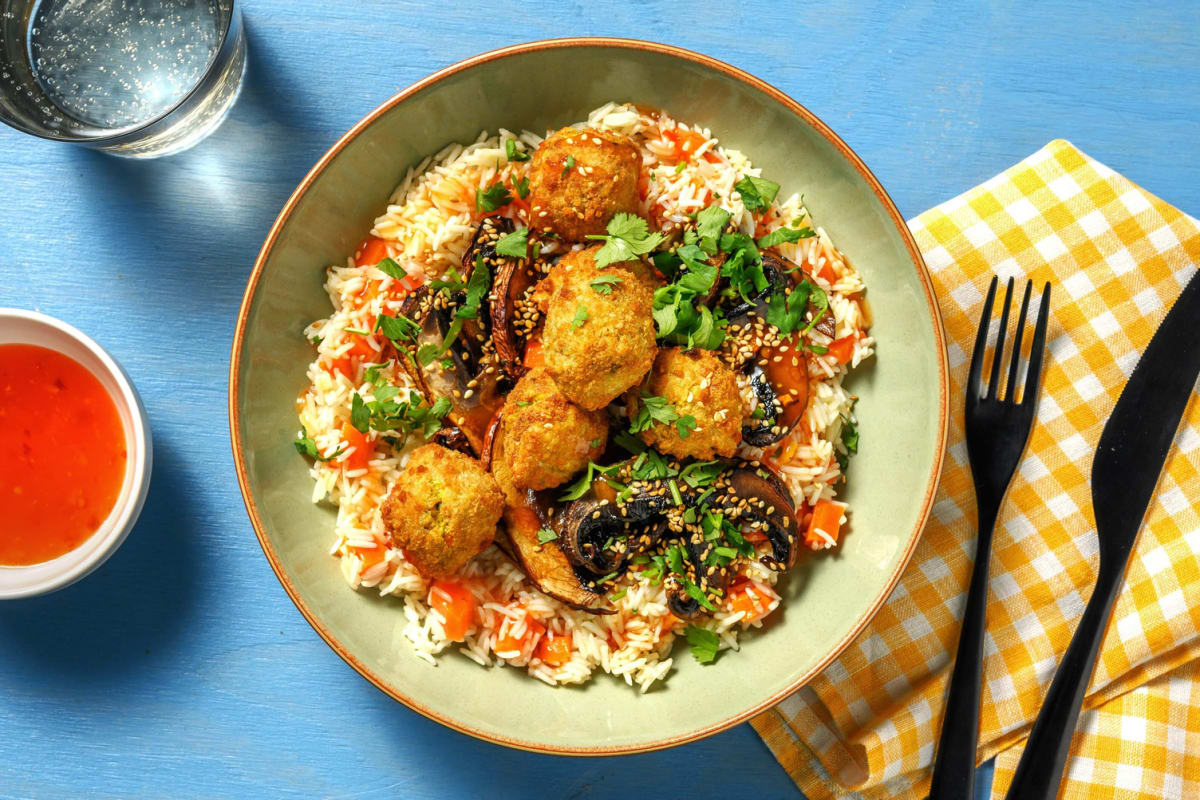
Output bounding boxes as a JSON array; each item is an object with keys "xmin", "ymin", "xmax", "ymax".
[{"xmin": 230, "ymin": 38, "xmax": 948, "ymax": 755}]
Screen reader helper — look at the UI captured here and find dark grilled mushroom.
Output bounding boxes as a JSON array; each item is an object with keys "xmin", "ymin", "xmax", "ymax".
[
  {"xmin": 395, "ymin": 285, "xmax": 504, "ymax": 453},
  {"xmin": 489, "ymin": 257, "xmax": 539, "ymax": 378},
  {"xmin": 741, "ymin": 343, "xmax": 810, "ymax": 446},
  {"xmin": 714, "ymin": 466, "xmax": 803, "ymax": 570},
  {"xmin": 430, "ymin": 425, "xmax": 474, "ymax": 456},
  {"xmin": 665, "ymin": 533, "xmax": 733, "ymax": 620},
  {"xmin": 554, "ymin": 486, "xmax": 673, "ymax": 576}
]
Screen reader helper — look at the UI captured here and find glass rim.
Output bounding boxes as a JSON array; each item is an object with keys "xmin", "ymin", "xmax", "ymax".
[{"xmin": 0, "ymin": 0, "xmax": 241, "ymax": 145}]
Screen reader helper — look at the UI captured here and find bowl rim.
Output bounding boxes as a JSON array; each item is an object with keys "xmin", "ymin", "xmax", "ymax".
[
  {"xmin": 228, "ymin": 36, "xmax": 949, "ymax": 756},
  {"xmin": 0, "ymin": 308, "xmax": 152, "ymax": 598}
]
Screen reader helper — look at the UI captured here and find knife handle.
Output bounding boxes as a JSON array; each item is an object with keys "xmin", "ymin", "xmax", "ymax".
[
  {"xmin": 1003, "ymin": 565, "xmax": 1123, "ymax": 799},
  {"xmin": 928, "ymin": 505, "xmax": 999, "ymax": 800}
]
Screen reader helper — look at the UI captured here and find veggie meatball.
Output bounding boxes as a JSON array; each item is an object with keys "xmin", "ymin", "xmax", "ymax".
[
  {"xmin": 528, "ymin": 126, "xmax": 641, "ymax": 242},
  {"xmin": 635, "ymin": 347, "xmax": 745, "ymax": 460},
  {"xmin": 542, "ymin": 245, "xmax": 657, "ymax": 410},
  {"xmin": 499, "ymin": 367, "xmax": 608, "ymax": 490},
  {"xmin": 381, "ymin": 444, "xmax": 504, "ymax": 578}
]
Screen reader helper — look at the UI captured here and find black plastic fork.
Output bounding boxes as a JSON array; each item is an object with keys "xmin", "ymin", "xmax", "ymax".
[{"xmin": 928, "ymin": 277, "xmax": 1051, "ymax": 800}]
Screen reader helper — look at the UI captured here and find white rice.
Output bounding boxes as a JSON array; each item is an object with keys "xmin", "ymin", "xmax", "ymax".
[{"xmin": 295, "ymin": 103, "xmax": 873, "ymax": 690}]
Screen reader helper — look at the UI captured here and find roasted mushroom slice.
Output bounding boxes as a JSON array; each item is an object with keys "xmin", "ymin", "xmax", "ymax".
[
  {"xmin": 395, "ymin": 285, "xmax": 504, "ymax": 453},
  {"xmin": 430, "ymin": 425, "xmax": 474, "ymax": 456},
  {"xmin": 489, "ymin": 257, "xmax": 540, "ymax": 378},
  {"xmin": 502, "ymin": 498, "xmax": 611, "ymax": 614},
  {"xmin": 462, "ymin": 216, "xmax": 516, "ymax": 274},
  {"xmin": 665, "ymin": 534, "xmax": 732, "ymax": 620},
  {"xmin": 741, "ymin": 345, "xmax": 809, "ymax": 446},
  {"xmin": 714, "ymin": 467, "xmax": 803, "ymax": 570},
  {"xmin": 554, "ymin": 491, "xmax": 670, "ymax": 577}
]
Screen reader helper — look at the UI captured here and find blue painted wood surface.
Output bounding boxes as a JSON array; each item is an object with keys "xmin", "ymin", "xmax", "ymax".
[{"xmin": 1, "ymin": 2, "xmax": 1196, "ymax": 797}]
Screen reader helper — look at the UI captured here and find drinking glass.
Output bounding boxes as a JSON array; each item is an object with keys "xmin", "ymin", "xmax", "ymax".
[{"xmin": 0, "ymin": 0, "xmax": 245, "ymax": 158}]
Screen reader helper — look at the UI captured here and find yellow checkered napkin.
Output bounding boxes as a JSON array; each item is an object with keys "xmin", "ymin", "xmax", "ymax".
[{"xmin": 753, "ymin": 140, "xmax": 1200, "ymax": 800}]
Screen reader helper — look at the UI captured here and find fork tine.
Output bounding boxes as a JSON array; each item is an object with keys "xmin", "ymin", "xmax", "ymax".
[
  {"xmin": 1004, "ymin": 281, "xmax": 1034, "ymax": 401},
  {"xmin": 1021, "ymin": 282, "xmax": 1052, "ymax": 407},
  {"xmin": 967, "ymin": 277, "xmax": 998, "ymax": 400},
  {"xmin": 986, "ymin": 278, "xmax": 1015, "ymax": 399}
]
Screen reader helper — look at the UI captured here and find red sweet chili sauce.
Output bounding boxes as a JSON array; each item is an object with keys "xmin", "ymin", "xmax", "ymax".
[{"xmin": 0, "ymin": 344, "xmax": 127, "ymax": 565}]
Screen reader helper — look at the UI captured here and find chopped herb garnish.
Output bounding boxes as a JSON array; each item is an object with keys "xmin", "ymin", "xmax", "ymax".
[
  {"xmin": 674, "ymin": 162, "xmax": 685, "ymax": 174},
  {"xmin": 429, "ymin": 265, "xmax": 465, "ymax": 295},
  {"xmin": 309, "ymin": 334, "xmax": 323, "ymax": 345},
  {"xmin": 374, "ymin": 312, "xmax": 421, "ymax": 345},
  {"xmin": 294, "ymin": 426, "xmax": 344, "ymax": 462},
  {"xmin": 668, "ymin": 478, "xmax": 683, "ymax": 506},
  {"xmin": 734, "ymin": 175, "xmax": 780, "ymax": 213},
  {"xmin": 515, "ymin": 400, "xmax": 533, "ymax": 407},
  {"xmin": 588, "ymin": 273, "xmax": 623, "ymax": 294},
  {"xmin": 756, "ymin": 225, "xmax": 816, "ymax": 249},
  {"xmin": 587, "ymin": 212, "xmax": 664, "ymax": 268},
  {"xmin": 515, "ymin": 175, "xmax": 531, "ymax": 199},
  {"xmin": 343, "ymin": 327, "xmax": 371, "ymax": 336},
  {"xmin": 682, "ymin": 577, "xmax": 718, "ymax": 612},
  {"xmin": 495, "ymin": 227, "xmax": 530, "ymax": 259},
  {"xmin": 537, "ymin": 527, "xmax": 558, "ymax": 544},
  {"xmin": 350, "ymin": 392, "xmax": 371, "ymax": 433},
  {"xmin": 559, "ymin": 462, "xmax": 621, "ymax": 501},
  {"xmin": 675, "ymin": 415, "xmax": 697, "ymax": 439},
  {"xmin": 680, "ymin": 460, "xmax": 724, "ymax": 488},
  {"xmin": 475, "ymin": 181, "xmax": 512, "ymax": 213},
  {"xmin": 375, "ymin": 257, "xmax": 408, "ymax": 281},
  {"xmin": 505, "ymin": 138, "xmax": 530, "ymax": 162},
  {"xmin": 589, "ymin": 437, "xmax": 603, "ymax": 448},
  {"xmin": 695, "ymin": 205, "xmax": 731, "ymax": 254},
  {"xmin": 561, "ymin": 154, "xmax": 576, "ymax": 177},
  {"xmin": 628, "ymin": 393, "xmax": 680, "ymax": 434},
  {"xmin": 684, "ymin": 625, "xmax": 720, "ymax": 663},
  {"xmin": 609, "ymin": 587, "xmax": 627, "ymax": 602},
  {"xmin": 613, "ymin": 430, "xmax": 647, "ymax": 454},
  {"xmin": 571, "ymin": 305, "xmax": 589, "ymax": 329},
  {"xmin": 665, "ymin": 544, "xmax": 685, "ymax": 574}
]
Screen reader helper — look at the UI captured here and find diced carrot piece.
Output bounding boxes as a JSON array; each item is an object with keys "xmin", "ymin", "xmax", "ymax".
[
  {"xmin": 495, "ymin": 611, "xmax": 546, "ymax": 656},
  {"xmin": 351, "ymin": 542, "xmax": 387, "ymax": 571},
  {"xmin": 355, "ymin": 236, "xmax": 389, "ymax": 268},
  {"xmin": 522, "ymin": 338, "xmax": 545, "ymax": 368},
  {"xmin": 340, "ymin": 422, "xmax": 374, "ymax": 472},
  {"xmin": 535, "ymin": 633, "xmax": 572, "ymax": 667},
  {"xmin": 827, "ymin": 335, "xmax": 857, "ymax": 365},
  {"xmin": 817, "ymin": 261, "xmax": 837, "ymax": 284},
  {"xmin": 727, "ymin": 580, "xmax": 770, "ymax": 623},
  {"xmin": 662, "ymin": 127, "xmax": 710, "ymax": 163},
  {"xmin": 659, "ymin": 613, "xmax": 682, "ymax": 636},
  {"xmin": 429, "ymin": 579, "xmax": 477, "ymax": 642},
  {"xmin": 805, "ymin": 500, "xmax": 845, "ymax": 549},
  {"xmin": 327, "ymin": 356, "xmax": 354, "ymax": 379}
]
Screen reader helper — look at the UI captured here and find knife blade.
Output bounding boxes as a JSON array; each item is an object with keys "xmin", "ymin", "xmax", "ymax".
[{"xmin": 1005, "ymin": 266, "xmax": 1200, "ymax": 799}]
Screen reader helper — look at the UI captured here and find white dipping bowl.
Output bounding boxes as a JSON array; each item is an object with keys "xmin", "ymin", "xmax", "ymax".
[{"xmin": 0, "ymin": 309, "xmax": 152, "ymax": 598}]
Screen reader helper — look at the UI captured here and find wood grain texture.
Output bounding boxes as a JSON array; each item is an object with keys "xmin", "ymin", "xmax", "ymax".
[{"xmin": 0, "ymin": 1, "xmax": 1195, "ymax": 797}]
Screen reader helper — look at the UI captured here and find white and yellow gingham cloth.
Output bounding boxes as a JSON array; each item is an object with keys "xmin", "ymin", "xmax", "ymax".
[{"xmin": 753, "ymin": 140, "xmax": 1200, "ymax": 800}]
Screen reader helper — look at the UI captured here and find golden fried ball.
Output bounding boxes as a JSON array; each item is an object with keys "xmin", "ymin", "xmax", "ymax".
[
  {"xmin": 636, "ymin": 347, "xmax": 745, "ymax": 460},
  {"xmin": 528, "ymin": 126, "xmax": 641, "ymax": 242},
  {"xmin": 381, "ymin": 444, "xmax": 504, "ymax": 578},
  {"xmin": 498, "ymin": 367, "xmax": 608, "ymax": 490},
  {"xmin": 541, "ymin": 245, "xmax": 657, "ymax": 410}
]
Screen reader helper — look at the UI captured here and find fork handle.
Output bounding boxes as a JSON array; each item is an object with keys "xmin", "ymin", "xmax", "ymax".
[
  {"xmin": 1002, "ymin": 566, "xmax": 1122, "ymax": 799},
  {"xmin": 927, "ymin": 507, "xmax": 999, "ymax": 800}
]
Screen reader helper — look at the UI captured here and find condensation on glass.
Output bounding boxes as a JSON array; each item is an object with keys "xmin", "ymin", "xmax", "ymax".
[{"xmin": 0, "ymin": 0, "xmax": 245, "ymax": 157}]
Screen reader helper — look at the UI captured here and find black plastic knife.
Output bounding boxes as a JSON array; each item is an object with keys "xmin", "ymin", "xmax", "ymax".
[{"xmin": 1004, "ymin": 268, "xmax": 1200, "ymax": 798}]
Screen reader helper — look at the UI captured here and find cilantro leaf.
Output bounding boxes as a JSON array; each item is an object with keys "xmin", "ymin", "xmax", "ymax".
[
  {"xmin": 559, "ymin": 462, "xmax": 621, "ymax": 501},
  {"xmin": 680, "ymin": 460, "xmax": 724, "ymax": 488},
  {"xmin": 350, "ymin": 392, "xmax": 371, "ymax": 434},
  {"xmin": 475, "ymin": 181, "xmax": 512, "ymax": 213},
  {"xmin": 495, "ymin": 227, "xmax": 529, "ymax": 259},
  {"xmin": 629, "ymin": 393, "xmax": 680, "ymax": 433},
  {"xmin": 571, "ymin": 305, "xmax": 589, "ymax": 329},
  {"xmin": 675, "ymin": 415, "xmax": 697, "ymax": 439},
  {"xmin": 454, "ymin": 256, "xmax": 491, "ymax": 321},
  {"xmin": 734, "ymin": 175, "xmax": 780, "ymax": 213},
  {"xmin": 374, "ymin": 313, "xmax": 421, "ymax": 345},
  {"xmin": 505, "ymin": 138, "xmax": 530, "ymax": 162},
  {"xmin": 695, "ymin": 205, "xmax": 730, "ymax": 254},
  {"xmin": 375, "ymin": 257, "xmax": 407, "ymax": 281},
  {"xmin": 515, "ymin": 176, "xmax": 530, "ymax": 199},
  {"xmin": 561, "ymin": 154, "xmax": 575, "ymax": 177},
  {"xmin": 756, "ymin": 225, "xmax": 816, "ymax": 249},
  {"xmin": 294, "ymin": 427, "xmax": 344, "ymax": 462},
  {"xmin": 587, "ymin": 212, "xmax": 664, "ymax": 268},
  {"xmin": 537, "ymin": 527, "xmax": 558, "ymax": 544},
  {"xmin": 589, "ymin": 274, "xmax": 623, "ymax": 294}
]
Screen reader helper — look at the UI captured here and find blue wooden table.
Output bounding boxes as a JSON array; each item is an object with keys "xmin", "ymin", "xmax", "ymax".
[{"xmin": 1, "ymin": 2, "xmax": 1196, "ymax": 798}]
